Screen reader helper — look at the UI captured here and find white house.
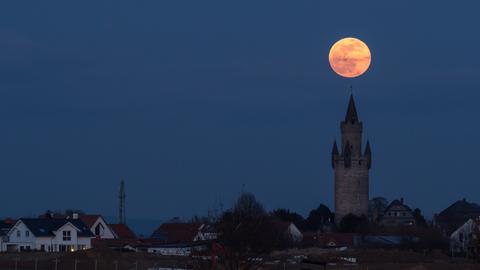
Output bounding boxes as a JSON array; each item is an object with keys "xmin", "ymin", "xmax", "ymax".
[
  {"xmin": 147, "ymin": 242, "xmax": 206, "ymax": 256},
  {"xmin": 274, "ymin": 221, "xmax": 303, "ymax": 243},
  {"xmin": 193, "ymin": 224, "xmax": 218, "ymax": 242},
  {"xmin": 3, "ymin": 218, "xmax": 94, "ymax": 252},
  {"xmin": 78, "ymin": 214, "xmax": 117, "ymax": 239},
  {"xmin": 450, "ymin": 217, "xmax": 480, "ymax": 255}
]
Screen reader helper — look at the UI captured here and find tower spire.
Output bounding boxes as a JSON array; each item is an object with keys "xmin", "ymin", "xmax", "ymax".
[{"xmin": 345, "ymin": 94, "xmax": 359, "ymax": 123}]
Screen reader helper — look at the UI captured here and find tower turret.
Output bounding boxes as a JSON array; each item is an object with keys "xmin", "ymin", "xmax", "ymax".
[
  {"xmin": 331, "ymin": 140, "xmax": 339, "ymax": 168},
  {"xmin": 364, "ymin": 140, "xmax": 372, "ymax": 169}
]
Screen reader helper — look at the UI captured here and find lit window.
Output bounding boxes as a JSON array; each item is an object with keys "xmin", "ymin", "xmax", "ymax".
[{"xmin": 63, "ymin": 231, "xmax": 71, "ymax": 241}]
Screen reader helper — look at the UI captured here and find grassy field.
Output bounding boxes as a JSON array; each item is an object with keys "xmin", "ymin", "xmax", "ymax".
[{"xmin": 0, "ymin": 248, "xmax": 479, "ymax": 270}]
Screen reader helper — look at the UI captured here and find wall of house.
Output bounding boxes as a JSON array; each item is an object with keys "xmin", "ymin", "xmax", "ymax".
[
  {"xmin": 91, "ymin": 218, "xmax": 116, "ymax": 239},
  {"xmin": 6, "ymin": 222, "xmax": 36, "ymax": 251},
  {"xmin": 52, "ymin": 223, "xmax": 92, "ymax": 251},
  {"xmin": 381, "ymin": 205, "xmax": 415, "ymax": 226},
  {"xmin": 450, "ymin": 219, "xmax": 474, "ymax": 254},
  {"xmin": 35, "ymin": 237, "xmax": 55, "ymax": 252},
  {"xmin": 287, "ymin": 224, "xmax": 303, "ymax": 242}
]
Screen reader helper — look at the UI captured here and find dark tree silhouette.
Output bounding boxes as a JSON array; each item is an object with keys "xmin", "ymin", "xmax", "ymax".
[
  {"xmin": 305, "ymin": 204, "xmax": 334, "ymax": 231},
  {"xmin": 210, "ymin": 192, "xmax": 283, "ymax": 270},
  {"xmin": 412, "ymin": 208, "xmax": 427, "ymax": 228},
  {"xmin": 270, "ymin": 208, "xmax": 305, "ymax": 230},
  {"xmin": 339, "ymin": 214, "xmax": 369, "ymax": 233},
  {"xmin": 368, "ymin": 197, "xmax": 389, "ymax": 223}
]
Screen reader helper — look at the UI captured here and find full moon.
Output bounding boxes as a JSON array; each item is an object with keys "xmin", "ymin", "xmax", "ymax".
[{"xmin": 328, "ymin": 37, "xmax": 371, "ymax": 78}]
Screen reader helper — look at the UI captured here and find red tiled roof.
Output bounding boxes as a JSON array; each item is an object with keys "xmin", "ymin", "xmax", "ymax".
[
  {"xmin": 153, "ymin": 223, "xmax": 202, "ymax": 243},
  {"xmin": 109, "ymin": 224, "xmax": 136, "ymax": 239},
  {"xmin": 79, "ymin": 215, "xmax": 102, "ymax": 228}
]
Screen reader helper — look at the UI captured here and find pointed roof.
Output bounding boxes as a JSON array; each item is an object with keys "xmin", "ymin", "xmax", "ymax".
[
  {"xmin": 332, "ymin": 140, "xmax": 339, "ymax": 155},
  {"xmin": 344, "ymin": 94, "xmax": 359, "ymax": 123}
]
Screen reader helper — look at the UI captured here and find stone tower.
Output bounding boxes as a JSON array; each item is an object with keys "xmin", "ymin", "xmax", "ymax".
[{"xmin": 332, "ymin": 95, "xmax": 371, "ymax": 223}]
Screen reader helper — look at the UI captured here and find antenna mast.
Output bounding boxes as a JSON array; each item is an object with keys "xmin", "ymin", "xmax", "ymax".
[{"xmin": 119, "ymin": 179, "xmax": 126, "ymax": 224}]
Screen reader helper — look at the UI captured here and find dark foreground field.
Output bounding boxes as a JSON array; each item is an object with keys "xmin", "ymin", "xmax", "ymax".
[{"xmin": 0, "ymin": 248, "xmax": 479, "ymax": 270}]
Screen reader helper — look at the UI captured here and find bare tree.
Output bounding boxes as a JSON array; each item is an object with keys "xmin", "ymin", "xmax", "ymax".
[{"xmin": 195, "ymin": 192, "xmax": 282, "ymax": 270}]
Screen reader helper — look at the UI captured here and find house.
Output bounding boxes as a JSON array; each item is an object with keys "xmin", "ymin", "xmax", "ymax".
[
  {"xmin": 90, "ymin": 224, "xmax": 136, "ymax": 250},
  {"xmin": 193, "ymin": 224, "xmax": 218, "ymax": 241},
  {"xmin": 149, "ymin": 222, "xmax": 215, "ymax": 256},
  {"xmin": 108, "ymin": 224, "xmax": 136, "ymax": 240},
  {"xmin": 435, "ymin": 198, "xmax": 480, "ymax": 236},
  {"xmin": 273, "ymin": 221, "xmax": 303, "ymax": 243},
  {"xmin": 3, "ymin": 218, "xmax": 94, "ymax": 252},
  {"xmin": 78, "ymin": 215, "xmax": 116, "ymax": 239},
  {"xmin": 450, "ymin": 217, "xmax": 480, "ymax": 256},
  {"xmin": 151, "ymin": 223, "xmax": 203, "ymax": 243},
  {"xmin": 380, "ymin": 198, "xmax": 415, "ymax": 226}
]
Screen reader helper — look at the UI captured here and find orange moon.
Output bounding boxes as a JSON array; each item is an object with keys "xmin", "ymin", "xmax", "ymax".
[{"xmin": 328, "ymin": 37, "xmax": 371, "ymax": 78}]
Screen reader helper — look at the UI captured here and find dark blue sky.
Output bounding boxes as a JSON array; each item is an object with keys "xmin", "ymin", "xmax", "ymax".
[{"xmin": 0, "ymin": 1, "xmax": 479, "ymax": 220}]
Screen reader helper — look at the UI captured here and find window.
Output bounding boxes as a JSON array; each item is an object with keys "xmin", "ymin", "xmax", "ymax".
[
  {"xmin": 459, "ymin": 233, "xmax": 464, "ymax": 242},
  {"xmin": 25, "ymin": 231, "xmax": 29, "ymax": 237},
  {"xmin": 94, "ymin": 223, "xmax": 104, "ymax": 236},
  {"xmin": 16, "ymin": 230, "xmax": 20, "ymax": 237},
  {"xmin": 63, "ymin": 231, "xmax": 71, "ymax": 241},
  {"xmin": 402, "ymin": 212, "xmax": 406, "ymax": 217}
]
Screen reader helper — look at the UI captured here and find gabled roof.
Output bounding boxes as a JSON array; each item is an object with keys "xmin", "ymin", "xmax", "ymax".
[
  {"xmin": 151, "ymin": 223, "xmax": 202, "ymax": 243},
  {"xmin": 79, "ymin": 214, "xmax": 103, "ymax": 228},
  {"xmin": 384, "ymin": 199, "xmax": 412, "ymax": 213},
  {"xmin": 109, "ymin": 224, "xmax": 136, "ymax": 239},
  {"xmin": 437, "ymin": 199, "xmax": 480, "ymax": 220},
  {"xmin": 14, "ymin": 218, "xmax": 94, "ymax": 238}
]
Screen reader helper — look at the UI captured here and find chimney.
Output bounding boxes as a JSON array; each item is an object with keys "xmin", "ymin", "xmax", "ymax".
[{"xmin": 72, "ymin": 213, "xmax": 79, "ymax": 219}]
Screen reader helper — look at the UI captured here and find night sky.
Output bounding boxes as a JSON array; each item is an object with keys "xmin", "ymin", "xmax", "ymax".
[{"xmin": 1, "ymin": 1, "xmax": 479, "ymax": 222}]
